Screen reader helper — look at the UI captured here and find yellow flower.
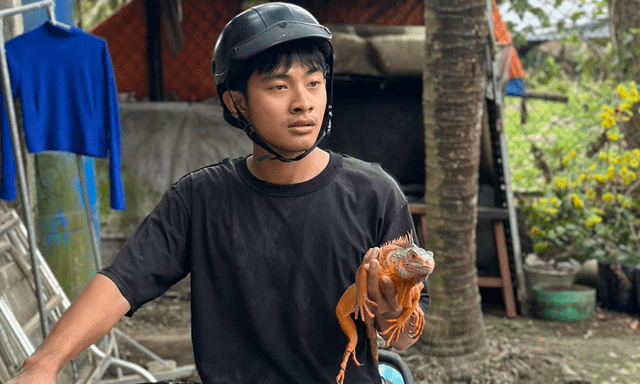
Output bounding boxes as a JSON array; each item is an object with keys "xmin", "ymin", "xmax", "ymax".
[
  {"xmin": 572, "ymin": 193, "xmax": 584, "ymax": 208},
  {"xmin": 619, "ymin": 102, "xmax": 632, "ymax": 113},
  {"xmin": 600, "ymin": 114, "xmax": 616, "ymax": 129},
  {"xmin": 620, "ymin": 167, "xmax": 637, "ymax": 185},
  {"xmin": 556, "ymin": 178, "xmax": 568, "ymax": 188},
  {"xmin": 530, "ymin": 226, "xmax": 545, "ymax": 237},
  {"xmin": 533, "ymin": 242, "xmax": 549, "ymax": 253},
  {"xmin": 589, "ymin": 163, "xmax": 597, "ymax": 171},
  {"xmin": 562, "ymin": 150, "xmax": 577, "ymax": 165},
  {"xmin": 618, "ymin": 84, "xmax": 631, "ymax": 100},
  {"xmin": 585, "ymin": 216, "xmax": 602, "ymax": 227},
  {"xmin": 550, "ymin": 197, "xmax": 559, "ymax": 206},
  {"xmin": 603, "ymin": 105, "xmax": 616, "ymax": 115},
  {"xmin": 544, "ymin": 208, "xmax": 558, "ymax": 215},
  {"xmin": 593, "ymin": 174, "xmax": 608, "ymax": 183},
  {"xmin": 602, "ymin": 192, "xmax": 615, "ymax": 203},
  {"xmin": 607, "ymin": 132, "xmax": 621, "ymax": 141},
  {"xmin": 539, "ymin": 198, "xmax": 548, "ymax": 204},
  {"xmin": 586, "ymin": 188, "xmax": 596, "ymax": 200},
  {"xmin": 607, "ymin": 165, "xmax": 616, "ymax": 180},
  {"xmin": 630, "ymin": 81, "xmax": 640, "ymax": 103}
]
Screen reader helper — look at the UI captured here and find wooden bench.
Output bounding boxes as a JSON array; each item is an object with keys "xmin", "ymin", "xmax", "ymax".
[{"xmin": 409, "ymin": 203, "xmax": 517, "ymax": 318}]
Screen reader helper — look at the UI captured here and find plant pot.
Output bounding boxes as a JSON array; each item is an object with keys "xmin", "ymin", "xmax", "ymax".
[
  {"xmin": 574, "ymin": 258, "xmax": 599, "ymax": 288},
  {"xmin": 597, "ymin": 260, "xmax": 638, "ymax": 314},
  {"xmin": 523, "ymin": 263, "xmax": 578, "ymax": 299},
  {"xmin": 532, "ymin": 284, "xmax": 596, "ymax": 321}
]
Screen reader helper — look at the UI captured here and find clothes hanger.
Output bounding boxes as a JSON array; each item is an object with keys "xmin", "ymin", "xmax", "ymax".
[{"xmin": 47, "ymin": 18, "xmax": 73, "ymax": 31}]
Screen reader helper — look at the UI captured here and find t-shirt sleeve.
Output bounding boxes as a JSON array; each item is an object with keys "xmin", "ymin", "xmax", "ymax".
[
  {"xmin": 100, "ymin": 183, "xmax": 191, "ymax": 316},
  {"xmin": 377, "ymin": 172, "xmax": 431, "ymax": 315}
]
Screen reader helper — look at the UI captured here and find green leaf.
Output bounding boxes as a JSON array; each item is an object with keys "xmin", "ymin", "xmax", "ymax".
[
  {"xmin": 557, "ymin": 20, "xmax": 566, "ymax": 32},
  {"xmin": 511, "ymin": 0, "xmax": 528, "ymax": 17},
  {"xmin": 571, "ymin": 11, "xmax": 585, "ymax": 22}
]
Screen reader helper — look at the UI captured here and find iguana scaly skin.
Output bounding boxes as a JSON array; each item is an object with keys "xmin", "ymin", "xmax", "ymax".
[{"xmin": 335, "ymin": 231, "xmax": 434, "ymax": 384}]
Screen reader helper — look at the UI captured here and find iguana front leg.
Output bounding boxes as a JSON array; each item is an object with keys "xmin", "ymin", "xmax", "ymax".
[
  {"xmin": 381, "ymin": 285, "xmax": 424, "ymax": 344},
  {"xmin": 353, "ymin": 264, "xmax": 377, "ymax": 321}
]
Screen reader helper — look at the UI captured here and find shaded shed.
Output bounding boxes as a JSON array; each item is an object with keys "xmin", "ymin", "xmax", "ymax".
[{"xmin": 90, "ymin": 0, "xmax": 525, "ymax": 314}]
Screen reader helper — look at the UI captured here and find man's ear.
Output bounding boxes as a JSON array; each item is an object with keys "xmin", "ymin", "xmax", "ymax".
[{"xmin": 222, "ymin": 91, "xmax": 247, "ymax": 117}]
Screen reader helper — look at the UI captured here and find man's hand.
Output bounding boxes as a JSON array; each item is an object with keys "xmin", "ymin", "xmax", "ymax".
[
  {"xmin": 6, "ymin": 358, "xmax": 57, "ymax": 384},
  {"xmin": 361, "ymin": 252, "xmax": 403, "ymax": 333},
  {"xmin": 360, "ymin": 247, "xmax": 424, "ymax": 350}
]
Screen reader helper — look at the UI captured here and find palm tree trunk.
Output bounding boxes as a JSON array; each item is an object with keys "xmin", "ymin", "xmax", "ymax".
[
  {"xmin": 609, "ymin": 0, "xmax": 640, "ymax": 149},
  {"xmin": 609, "ymin": 0, "xmax": 640, "ymax": 82},
  {"xmin": 418, "ymin": 0, "xmax": 488, "ymax": 357}
]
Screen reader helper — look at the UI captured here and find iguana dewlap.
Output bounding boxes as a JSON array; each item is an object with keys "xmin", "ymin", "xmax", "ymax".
[{"xmin": 335, "ymin": 232, "xmax": 434, "ymax": 384}]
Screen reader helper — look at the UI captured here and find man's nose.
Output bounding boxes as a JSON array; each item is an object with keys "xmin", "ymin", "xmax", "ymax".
[{"xmin": 290, "ymin": 86, "xmax": 314, "ymax": 113}]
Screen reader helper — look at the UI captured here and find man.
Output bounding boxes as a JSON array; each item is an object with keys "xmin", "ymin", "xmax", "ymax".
[{"xmin": 10, "ymin": 3, "xmax": 429, "ymax": 383}]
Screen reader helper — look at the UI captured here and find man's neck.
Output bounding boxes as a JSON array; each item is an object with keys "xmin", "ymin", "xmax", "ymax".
[{"xmin": 247, "ymin": 148, "xmax": 330, "ymax": 185}]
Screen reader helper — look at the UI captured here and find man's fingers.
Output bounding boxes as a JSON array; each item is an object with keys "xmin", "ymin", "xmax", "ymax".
[
  {"xmin": 362, "ymin": 247, "xmax": 381, "ymax": 264},
  {"xmin": 380, "ymin": 276, "xmax": 398, "ymax": 304},
  {"xmin": 366, "ymin": 259, "xmax": 382, "ymax": 301}
]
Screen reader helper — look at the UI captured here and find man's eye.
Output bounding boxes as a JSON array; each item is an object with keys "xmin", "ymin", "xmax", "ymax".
[{"xmin": 272, "ymin": 85, "xmax": 286, "ymax": 90}]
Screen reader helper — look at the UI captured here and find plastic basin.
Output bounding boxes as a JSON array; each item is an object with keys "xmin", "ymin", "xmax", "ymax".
[{"xmin": 532, "ymin": 284, "xmax": 596, "ymax": 322}]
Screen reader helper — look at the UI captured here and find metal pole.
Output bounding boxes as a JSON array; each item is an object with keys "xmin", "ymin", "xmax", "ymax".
[
  {"xmin": 0, "ymin": 16, "xmax": 49, "ymax": 337},
  {"xmin": 145, "ymin": 0, "xmax": 163, "ymax": 101},
  {"xmin": 76, "ymin": 155, "xmax": 103, "ymax": 271}
]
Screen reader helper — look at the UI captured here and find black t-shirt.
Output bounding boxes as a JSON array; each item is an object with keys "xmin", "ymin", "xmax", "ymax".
[{"xmin": 101, "ymin": 152, "xmax": 429, "ymax": 384}]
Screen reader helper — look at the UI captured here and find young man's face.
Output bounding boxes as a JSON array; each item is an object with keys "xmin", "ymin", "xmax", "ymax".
[{"xmin": 242, "ymin": 62, "xmax": 327, "ymax": 158}]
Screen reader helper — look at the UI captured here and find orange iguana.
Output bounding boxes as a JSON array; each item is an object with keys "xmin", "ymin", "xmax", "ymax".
[{"xmin": 335, "ymin": 231, "xmax": 434, "ymax": 384}]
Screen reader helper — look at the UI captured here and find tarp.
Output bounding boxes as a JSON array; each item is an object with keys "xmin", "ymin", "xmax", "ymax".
[
  {"xmin": 492, "ymin": 0, "xmax": 526, "ymax": 97},
  {"xmin": 119, "ymin": 101, "xmax": 252, "ymax": 193}
]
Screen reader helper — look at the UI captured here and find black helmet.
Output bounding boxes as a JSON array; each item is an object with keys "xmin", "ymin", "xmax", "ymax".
[{"xmin": 212, "ymin": 2, "xmax": 334, "ymax": 162}]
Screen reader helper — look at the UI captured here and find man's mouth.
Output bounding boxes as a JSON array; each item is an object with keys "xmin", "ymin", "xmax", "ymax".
[{"xmin": 288, "ymin": 119, "xmax": 316, "ymax": 128}]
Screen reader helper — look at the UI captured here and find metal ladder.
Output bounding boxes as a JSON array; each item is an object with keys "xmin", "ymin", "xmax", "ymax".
[
  {"xmin": 0, "ymin": 1, "xmax": 195, "ymax": 382},
  {"xmin": 0, "ymin": 209, "xmax": 180, "ymax": 383}
]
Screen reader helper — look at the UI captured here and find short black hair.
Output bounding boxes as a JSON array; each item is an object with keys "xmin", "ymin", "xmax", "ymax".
[{"xmin": 227, "ymin": 37, "xmax": 328, "ymax": 96}]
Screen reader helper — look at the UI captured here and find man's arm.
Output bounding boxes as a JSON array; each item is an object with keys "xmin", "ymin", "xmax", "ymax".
[{"xmin": 8, "ymin": 274, "xmax": 131, "ymax": 384}]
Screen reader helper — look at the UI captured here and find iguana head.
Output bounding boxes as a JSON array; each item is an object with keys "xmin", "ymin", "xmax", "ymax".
[
  {"xmin": 382, "ymin": 231, "xmax": 435, "ymax": 282},
  {"xmin": 387, "ymin": 245, "xmax": 434, "ymax": 281}
]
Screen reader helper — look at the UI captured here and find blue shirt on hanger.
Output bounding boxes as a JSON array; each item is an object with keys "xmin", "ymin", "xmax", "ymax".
[{"xmin": 0, "ymin": 20, "xmax": 125, "ymax": 210}]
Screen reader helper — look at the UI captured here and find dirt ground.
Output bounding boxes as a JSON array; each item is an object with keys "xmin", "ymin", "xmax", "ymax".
[{"xmin": 114, "ymin": 278, "xmax": 640, "ymax": 384}]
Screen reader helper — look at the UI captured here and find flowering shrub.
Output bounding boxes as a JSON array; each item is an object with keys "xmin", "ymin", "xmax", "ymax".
[{"xmin": 525, "ymin": 82, "xmax": 640, "ymax": 264}]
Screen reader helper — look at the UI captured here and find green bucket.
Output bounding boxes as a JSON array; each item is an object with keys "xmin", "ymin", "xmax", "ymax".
[{"xmin": 532, "ymin": 284, "xmax": 596, "ymax": 322}]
